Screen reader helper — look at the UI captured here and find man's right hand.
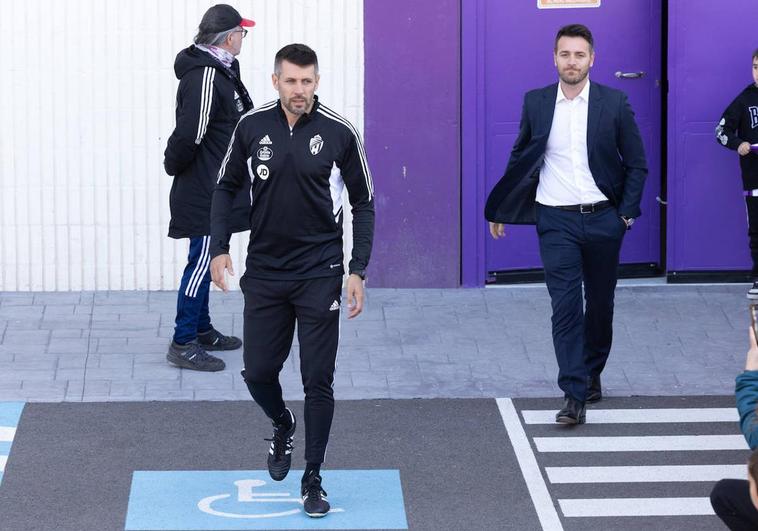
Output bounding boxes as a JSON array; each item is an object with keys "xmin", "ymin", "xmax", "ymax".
[
  {"xmin": 739, "ymin": 142, "xmax": 752, "ymax": 156},
  {"xmin": 210, "ymin": 254, "xmax": 234, "ymax": 292},
  {"xmin": 489, "ymin": 222, "xmax": 506, "ymax": 239}
]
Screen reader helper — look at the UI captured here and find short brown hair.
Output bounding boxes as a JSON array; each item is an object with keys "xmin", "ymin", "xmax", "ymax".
[
  {"xmin": 274, "ymin": 44, "xmax": 319, "ymax": 75},
  {"xmin": 555, "ymin": 24, "xmax": 594, "ymax": 51}
]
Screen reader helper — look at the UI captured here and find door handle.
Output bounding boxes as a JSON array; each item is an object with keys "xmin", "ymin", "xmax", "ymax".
[{"xmin": 615, "ymin": 71, "xmax": 645, "ymax": 79}]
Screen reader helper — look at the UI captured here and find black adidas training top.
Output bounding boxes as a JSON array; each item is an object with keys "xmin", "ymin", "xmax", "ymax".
[{"xmin": 209, "ymin": 97, "xmax": 375, "ymax": 280}]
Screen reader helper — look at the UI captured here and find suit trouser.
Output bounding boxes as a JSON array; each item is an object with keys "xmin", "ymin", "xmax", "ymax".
[
  {"xmin": 710, "ymin": 478, "xmax": 758, "ymax": 530},
  {"xmin": 240, "ymin": 274, "xmax": 342, "ymax": 464},
  {"xmin": 173, "ymin": 236, "xmax": 213, "ymax": 344},
  {"xmin": 536, "ymin": 204, "xmax": 626, "ymax": 402}
]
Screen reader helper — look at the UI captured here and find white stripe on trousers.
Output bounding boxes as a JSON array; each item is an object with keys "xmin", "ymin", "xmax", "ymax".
[{"xmin": 184, "ymin": 236, "xmax": 211, "ymax": 298}]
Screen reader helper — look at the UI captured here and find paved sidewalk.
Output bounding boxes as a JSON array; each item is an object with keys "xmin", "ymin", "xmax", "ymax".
[{"xmin": 0, "ymin": 283, "xmax": 749, "ymax": 402}]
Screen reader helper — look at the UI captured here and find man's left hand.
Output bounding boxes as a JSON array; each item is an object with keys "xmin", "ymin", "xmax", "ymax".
[{"xmin": 346, "ymin": 274, "xmax": 365, "ymax": 319}]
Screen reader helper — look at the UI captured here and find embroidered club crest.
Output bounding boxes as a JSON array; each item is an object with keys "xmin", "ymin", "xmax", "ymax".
[{"xmin": 309, "ymin": 134, "xmax": 324, "ymax": 155}]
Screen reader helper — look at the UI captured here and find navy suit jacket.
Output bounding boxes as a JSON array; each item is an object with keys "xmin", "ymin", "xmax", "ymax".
[{"xmin": 484, "ymin": 81, "xmax": 648, "ymax": 224}]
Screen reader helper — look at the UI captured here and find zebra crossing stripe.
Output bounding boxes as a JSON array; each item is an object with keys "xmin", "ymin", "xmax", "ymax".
[
  {"xmin": 522, "ymin": 408, "xmax": 738, "ymax": 424},
  {"xmin": 558, "ymin": 497, "xmax": 713, "ymax": 517},
  {"xmin": 0, "ymin": 427, "xmax": 16, "ymax": 442},
  {"xmin": 496, "ymin": 398, "xmax": 564, "ymax": 531},
  {"xmin": 545, "ymin": 464, "xmax": 745, "ymax": 484},
  {"xmin": 0, "ymin": 455, "xmax": 6, "ymax": 472},
  {"xmin": 534, "ymin": 434, "xmax": 748, "ymax": 452}
]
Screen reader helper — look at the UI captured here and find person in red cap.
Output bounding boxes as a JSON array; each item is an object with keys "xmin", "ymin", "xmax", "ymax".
[{"xmin": 163, "ymin": 5, "xmax": 255, "ymax": 372}]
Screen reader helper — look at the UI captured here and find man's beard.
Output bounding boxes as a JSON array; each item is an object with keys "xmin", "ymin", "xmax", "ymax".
[
  {"xmin": 559, "ymin": 68, "xmax": 588, "ymax": 86},
  {"xmin": 283, "ymin": 97, "xmax": 312, "ymax": 116}
]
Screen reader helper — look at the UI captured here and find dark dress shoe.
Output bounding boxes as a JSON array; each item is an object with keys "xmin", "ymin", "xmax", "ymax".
[
  {"xmin": 587, "ymin": 375, "xmax": 602, "ymax": 403},
  {"xmin": 556, "ymin": 397, "xmax": 586, "ymax": 424}
]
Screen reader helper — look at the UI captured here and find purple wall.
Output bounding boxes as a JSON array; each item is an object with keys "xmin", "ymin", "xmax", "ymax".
[
  {"xmin": 364, "ymin": 0, "xmax": 461, "ymax": 288},
  {"xmin": 667, "ymin": 1, "xmax": 756, "ymax": 273}
]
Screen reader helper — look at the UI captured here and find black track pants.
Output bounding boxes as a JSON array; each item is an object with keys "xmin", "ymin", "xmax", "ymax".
[
  {"xmin": 746, "ymin": 196, "xmax": 758, "ymax": 277},
  {"xmin": 711, "ymin": 478, "xmax": 758, "ymax": 530},
  {"xmin": 240, "ymin": 275, "xmax": 342, "ymax": 464}
]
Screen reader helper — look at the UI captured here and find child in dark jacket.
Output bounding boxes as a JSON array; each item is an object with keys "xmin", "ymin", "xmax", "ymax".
[{"xmin": 716, "ymin": 48, "xmax": 758, "ymax": 299}]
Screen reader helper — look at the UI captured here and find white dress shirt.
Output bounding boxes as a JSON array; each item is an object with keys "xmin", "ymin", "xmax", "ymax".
[{"xmin": 536, "ymin": 80, "xmax": 608, "ymax": 206}]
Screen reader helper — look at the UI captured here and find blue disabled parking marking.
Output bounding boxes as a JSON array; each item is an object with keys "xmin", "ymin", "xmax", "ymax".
[
  {"xmin": 0, "ymin": 402, "xmax": 25, "ymax": 485},
  {"xmin": 125, "ymin": 469, "xmax": 408, "ymax": 530},
  {"xmin": 0, "ymin": 402, "xmax": 24, "ymax": 427}
]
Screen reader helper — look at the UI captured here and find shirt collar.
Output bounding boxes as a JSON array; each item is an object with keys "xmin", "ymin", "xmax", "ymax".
[{"xmin": 556, "ymin": 79, "xmax": 591, "ymax": 103}]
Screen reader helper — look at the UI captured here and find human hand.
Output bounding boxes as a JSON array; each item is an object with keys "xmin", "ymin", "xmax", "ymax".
[
  {"xmin": 210, "ymin": 254, "xmax": 234, "ymax": 292},
  {"xmin": 746, "ymin": 326, "xmax": 758, "ymax": 371},
  {"xmin": 489, "ymin": 222, "xmax": 506, "ymax": 239},
  {"xmin": 346, "ymin": 274, "xmax": 365, "ymax": 319},
  {"xmin": 739, "ymin": 142, "xmax": 752, "ymax": 156}
]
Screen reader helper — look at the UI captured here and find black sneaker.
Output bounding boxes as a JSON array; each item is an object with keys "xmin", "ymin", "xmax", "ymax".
[
  {"xmin": 748, "ymin": 281, "xmax": 758, "ymax": 300},
  {"xmin": 197, "ymin": 328, "xmax": 242, "ymax": 351},
  {"xmin": 265, "ymin": 408, "xmax": 296, "ymax": 481},
  {"xmin": 301, "ymin": 473, "xmax": 330, "ymax": 518},
  {"xmin": 166, "ymin": 341, "xmax": 225, "ymax": 372}
]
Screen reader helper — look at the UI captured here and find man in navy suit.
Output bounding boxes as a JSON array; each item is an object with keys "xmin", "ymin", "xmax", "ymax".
[{"xmin": 485, "ymin": 24, "xmax": 647, "ymax": 424}]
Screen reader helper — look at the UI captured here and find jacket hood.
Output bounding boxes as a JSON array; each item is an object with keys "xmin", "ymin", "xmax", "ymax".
[{"xmin": 174, "ymin": 45, "xmax": 227, "ymax": 79}]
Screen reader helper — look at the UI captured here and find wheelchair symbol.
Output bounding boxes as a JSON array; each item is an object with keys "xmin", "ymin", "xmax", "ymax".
[{"xmin": 197, "ymin": 479, "xmax": 345, "ymax": 519}]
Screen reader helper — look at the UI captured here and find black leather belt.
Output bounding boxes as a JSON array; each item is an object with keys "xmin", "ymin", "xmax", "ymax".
[{"xmin": 551, "ymin": 200, "xmax": 612, "ymax": 214}]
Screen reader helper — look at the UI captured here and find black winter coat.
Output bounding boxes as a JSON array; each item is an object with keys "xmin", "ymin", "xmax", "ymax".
[{"xmin": 164, "ymin": 46, "xmax": 254, "ymax": 239}]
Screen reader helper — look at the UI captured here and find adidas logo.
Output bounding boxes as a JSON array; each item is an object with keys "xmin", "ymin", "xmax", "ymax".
[
  {"xmin": 329, "ymin": 300, "xmax": 340, "ymax": 312},
  {"xmin": 259, "ymin": 135, "xmax": 272, "ymax": 145}
]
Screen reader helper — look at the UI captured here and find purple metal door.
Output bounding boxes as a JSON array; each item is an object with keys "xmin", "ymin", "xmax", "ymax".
[
  {"xmin": 667, "ymin": 1, "xmax": 755, "ymax": 274},
  {"xmin": 462, "ymin": 0, "xmax": 662, "ymax": 284}
]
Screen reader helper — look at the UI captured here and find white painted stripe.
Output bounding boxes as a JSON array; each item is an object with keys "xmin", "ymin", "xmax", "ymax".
[
  {"xmin": 558, "ymin": 497, "xmax": 713, "ymax": 517},
  {"xmin": 522, "ymin": 408, "xmax": 738, "ymax": 424},
  {"xmin": 546, "ymin": 464, "xmax": 745, "ymax": 484},
  {"xmin": 0, "ymin": 427, "xmax": 16, "ymax": 442},
  {"xmin": 496, "ymin": 398, "xmax": 564, "ymax": 531},
  {"xmin": 534, "ymin": 435, "xmax": 748, "ymax": 453},
  {"xmin": 0, "ymin": 455, "xmax": 6, "ymax": 472}
]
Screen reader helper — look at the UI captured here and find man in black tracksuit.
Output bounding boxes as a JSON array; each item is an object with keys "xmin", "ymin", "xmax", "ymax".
[
  {"xmin": 716, "ymin": 48, "xmax": 758, "ymax": 299},
  {"xmin": 210, "ymin": 44, "xmax": 374, "ymax": 518},
  {"xmin": 163, "ymin": 5, "xmax": 254, "ymax": 371}
]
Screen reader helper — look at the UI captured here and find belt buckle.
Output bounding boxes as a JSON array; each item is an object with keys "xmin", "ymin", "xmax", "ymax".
[{"xmin": 579, "ymin": 203, "xmax": 593, "ymax": 214}]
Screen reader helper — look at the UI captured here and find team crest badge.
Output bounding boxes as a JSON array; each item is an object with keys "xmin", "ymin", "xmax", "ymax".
[
  {"xmin": 257, "ymin": 147, "xmax": 273, "ymax": 161},
  {"xmin": 309, "ymin": 134, "xmax": 324, "ymax": 155}
]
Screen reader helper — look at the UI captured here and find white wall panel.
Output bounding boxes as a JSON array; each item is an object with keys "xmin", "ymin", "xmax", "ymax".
[{"xmin": 0, "ymin": 0, "xmax": 364, "ymax": 290}]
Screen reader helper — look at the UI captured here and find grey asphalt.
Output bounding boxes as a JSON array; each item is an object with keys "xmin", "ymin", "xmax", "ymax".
[
  {"xmin": 0, "ymin": 399, "xmax": 537, "ymax": 531},
  {"xmin": 0, "ymin": 282, "xmax": 750, "ymax": 402}
]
